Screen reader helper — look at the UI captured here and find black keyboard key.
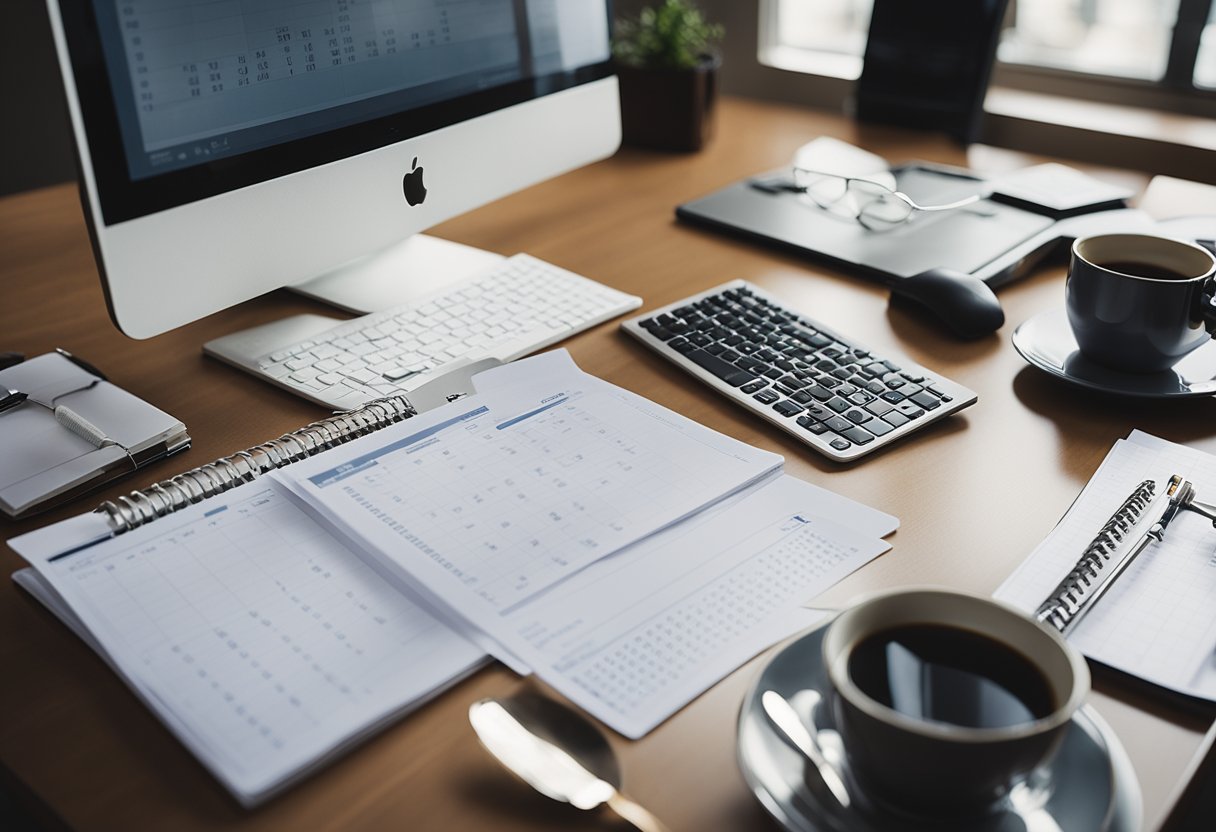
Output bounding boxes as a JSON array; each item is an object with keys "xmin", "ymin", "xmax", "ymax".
[
  {"xmin": 845, "ymin": 409, "xmax": 872, "ymax": 424},
  {"xmin": 724, "ymin": 334, "xmax": 744, "ymax": 347},
  {"xmin": 808, "ymin": 333, "xmax": 833, "ymax": 348},
  {"xmin": 705, "ymin": 343, "xmax": 726, "ymax": 355},
  {"xmin": 832, "ymin": 367, "xmax": 853, "ymax": 380},
  {"xmin": 826, "ymin": 396, "xmax": 851, "ymax": 414},
  {"xmin": 805, "ymin": 420, "xmax": 830, "ymax": 435},
  {"xmin": 824, "ymin": 415, "xmax": 853, "ymax": 433},
  {"xmin": 829, "ymin": 437, "xmax": 851, "ymax": 451},
  {"xmin": 896, "ymin": 402, "xmax": 926, "ymax": 419},
  {"xmin": 791, "ymin": 390, "xmax": 814, "ymax": 405},
  {"xmin": 866, "ymin": 380, "xmax": 887, "ymax": 395},
  {"xmin": 719, "ymin": 349, "xmax": 740, "ymax": 362},
  {"xmin": 805, "ymin": 404, "xmax": 833, "ymax": 421},
  {"xmin": 685, "ymin": 349, "xmax": 757, "ymax": 387},
  {"xmin": 842, "ymin": 426, "xmax": 875, "ymax": 445},
  {"xmin": 639, "ymin": 317, "xmax": 660, "ymax": 330},
  {"xmin": 910, "ymin": 391, "xmax": 942, "ymax": 410},
  {"xmin": 764, "ymin": 368, "xmax": 784, "ymax": 380},
  {"xmin": 671, "ymin": 339, "xmax": 696, "ymax": 354},
  {"xmin": 835, "ymin": 383, "xmax": 858, "ymax": 397},
  {"xmin": 806, "ymin": 384, "xmax": 833, "ymax": 402},
  {"xmin": 754, "ymin": 389, "xmax": 780, "ymax": 404},
  {"xmin": 740, "ymin": 379, "xmax": 768, "ymax": 394},
  {"xmin": 773, "ymin": 400, "xmax": 804, "ymax": 417},
  {"xmin": 881, "ymin": 390, "xmax": 906, "ymax": 403},
  {"xmin": 883, "ymin": 411, "xmax": 910, "ymax": 428},
  {"xmin": 775, "ymin": 358, "xmax": 795, "ymax": 372},
  {"xmin": 815, "ymin": 359, "xmax": 838, "ymax": 372},
  {"xmin": 848, "ymin": 392, "xmax": 874, "ymax": 406},
  {"xmin": 650, "ymin": 327, "xmax": 676, "ymax": 341},
  {"xmin": 779, "ymin": 374, "xmax": 808, "ymax": 390},
  {"xmin": 796, "ymin": 414, "xmax": 816, "ymax": 430},
  {"xmin": 688, "ymin": 332, "xmax": 712, "ymax": 347}
]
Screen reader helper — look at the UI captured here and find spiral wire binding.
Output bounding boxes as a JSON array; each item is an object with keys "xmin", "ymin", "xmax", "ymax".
[
  {"xmin": 1034, "ymin": 479, "xmax": 1156, "ymax": 632},
  {"xmin": 96, "ymin": 395, "xmax": 417, "ymax": 534}
]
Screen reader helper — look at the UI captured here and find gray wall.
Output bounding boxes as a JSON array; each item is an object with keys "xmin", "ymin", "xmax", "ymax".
[
  {"xmin": 5, "ymin": 0, "xmax": 1210, "ymax": 197},
  {"xmin": 1, "ymin": 0, "xmax": 76, "ymax": 195}
]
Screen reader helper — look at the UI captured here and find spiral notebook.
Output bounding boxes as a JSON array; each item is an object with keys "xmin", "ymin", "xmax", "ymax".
[
  {"xmin": 6, "ymin": 367, "xmax": 493, "ymax": 807},
  {"xmin": 996, "ymin": 431, "xmax": 1216, "ymax": 701}
]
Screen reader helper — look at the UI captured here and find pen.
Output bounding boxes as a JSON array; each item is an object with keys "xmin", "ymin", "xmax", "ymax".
[
  {"xmin": 0, "ymin": 385, "xmax": 28, "ymax": 414},
  {"xmin": 55, "ymin": 347, "xmax": 108, "ymax": 381}
]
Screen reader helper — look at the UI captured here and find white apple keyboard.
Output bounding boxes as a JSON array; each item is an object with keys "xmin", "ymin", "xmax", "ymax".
[{"xmin": 205, "ymin": 254, "xmax": 641, "ymax": 409}]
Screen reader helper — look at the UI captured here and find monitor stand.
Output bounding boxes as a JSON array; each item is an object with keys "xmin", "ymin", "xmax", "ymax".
[
  {"xmin": 203, "ymin": 233, "xmax": 505, "ymax": 384},
  {"xmin": 290, "ymin": 233, "xmax": 505, "ymax": 315}
]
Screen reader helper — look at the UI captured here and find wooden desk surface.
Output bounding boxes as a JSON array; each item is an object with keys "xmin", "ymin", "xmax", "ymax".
[{"xmin": 1, "ymin": 97, "xmax": 1211, "ymax": 831}]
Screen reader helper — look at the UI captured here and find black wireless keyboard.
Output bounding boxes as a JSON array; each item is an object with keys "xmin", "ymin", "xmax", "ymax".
[{"xmin": 621, "ymin": 281, "xmax": 977, "ymax": 461}]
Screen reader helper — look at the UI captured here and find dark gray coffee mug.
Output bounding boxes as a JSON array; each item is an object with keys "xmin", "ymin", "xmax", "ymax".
[
  {"xmin": 822, "ymin": 589, "xmax": 1088, "ymax": 816},
  {"xmin": 1066, "ymin": 234, "xmax": 1216, "ymax": 373}
]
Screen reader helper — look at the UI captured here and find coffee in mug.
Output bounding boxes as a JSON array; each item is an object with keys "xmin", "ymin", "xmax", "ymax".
[
  {"xmin": 1066, "ymin": 234, "xmax": 1216, "ymax": 373},
  {"xmin": 822, "ymin": 589, "xmax": 1088, "ymax": 816}
]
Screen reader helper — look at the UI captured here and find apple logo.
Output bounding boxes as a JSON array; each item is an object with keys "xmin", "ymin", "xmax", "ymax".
[{"xmin": 402, "ymin": 156, "xmax": 427, "ymax": 206}]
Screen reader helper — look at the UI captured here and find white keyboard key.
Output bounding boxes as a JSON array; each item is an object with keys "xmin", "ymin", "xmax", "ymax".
[{"xmin": 217, "ymin": 254, "xmax": 641, "ymax": 409}]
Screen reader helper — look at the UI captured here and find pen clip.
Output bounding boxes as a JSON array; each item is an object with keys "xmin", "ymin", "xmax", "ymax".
[
  {"xmin": 0, "ymin": 385, "xmax": 28, "ymax": 414},
  {"xmin": 55, "ymin": 347, "xmax": 107, "ymax": 381}
]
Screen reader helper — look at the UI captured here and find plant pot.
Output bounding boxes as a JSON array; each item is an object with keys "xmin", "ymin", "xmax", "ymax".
[{"xmin": 614, "ymin": 55, "xmax": 719, "ymax": 152}]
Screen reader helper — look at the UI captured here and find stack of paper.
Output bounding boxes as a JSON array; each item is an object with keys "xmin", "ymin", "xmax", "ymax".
[
  {"xmin": 9, "ymin": 351, "xmax": 897, "ymax": 803},
  {"xmin": 996, "ymin": 431, "xmax": 1216, "ymax": 700}
]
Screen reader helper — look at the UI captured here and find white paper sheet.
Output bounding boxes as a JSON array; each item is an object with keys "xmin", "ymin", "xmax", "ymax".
[
  {"xmin": 284, "ymin": 351, "xmax": 783, "ymax": 667},
  {"xmin": 494, "ymin": 474, "xmax": 895, "ymax": 737},
  {"xmin": 9, "ymin": 480, "xmax": 485, "ymax": 805},
  {"xmin": 996, "ymin": 433, "xmax": 1216, "ymax": 700}
]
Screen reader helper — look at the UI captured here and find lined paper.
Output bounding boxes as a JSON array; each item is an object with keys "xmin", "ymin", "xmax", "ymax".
[{"xmin": 996, "ymin": 433, "xmax": 1216, "ymax": 699}]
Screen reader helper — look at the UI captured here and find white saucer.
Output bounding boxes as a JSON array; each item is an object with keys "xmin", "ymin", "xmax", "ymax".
[
  {"xmin": 1012, "ymin": 307, "xmax": 1216, "ymax": 398},
  {"xmin": 737, "ymin": 622, "xmax": 1141, "ymax": 832}
]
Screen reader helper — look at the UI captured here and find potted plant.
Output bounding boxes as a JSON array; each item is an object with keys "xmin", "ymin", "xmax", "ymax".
[{"xmin": 613, "ymin": 0, "xmax": 724, "ymax": 152}]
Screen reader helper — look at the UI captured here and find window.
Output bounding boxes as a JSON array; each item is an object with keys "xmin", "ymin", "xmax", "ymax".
[{"xmin": 762, "ymin": 0, "xmax": 1216, "ymax": 104}]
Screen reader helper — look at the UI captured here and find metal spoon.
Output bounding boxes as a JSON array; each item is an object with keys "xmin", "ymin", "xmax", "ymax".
[
  {"xmin": 761, "ymin": 689, "xmax": 852, "ymax": 808},
  {"xmin": 469, "ymin": 691, "xmax": 670, "ymax": 832}
]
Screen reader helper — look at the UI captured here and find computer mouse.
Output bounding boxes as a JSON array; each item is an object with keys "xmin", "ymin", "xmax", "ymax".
[{"xmin": 889, "ymin": 268, "xmax": 1005, "ymax": 339}]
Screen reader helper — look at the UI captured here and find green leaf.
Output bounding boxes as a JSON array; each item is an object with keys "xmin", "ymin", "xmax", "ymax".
[{"xmin": 612, "ymin": 0, "xmax": 724, "ymax": 70}]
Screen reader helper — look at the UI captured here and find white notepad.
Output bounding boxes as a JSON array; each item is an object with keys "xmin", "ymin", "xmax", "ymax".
[{"xmin": 996, "ymin": 431, "xmax": 1216, "ymax": 700}]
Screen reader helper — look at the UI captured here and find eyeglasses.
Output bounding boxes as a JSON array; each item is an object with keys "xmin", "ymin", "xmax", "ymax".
[{"xmin": 792, "ymin": 167, "xmax": 984, "ymax": 231}]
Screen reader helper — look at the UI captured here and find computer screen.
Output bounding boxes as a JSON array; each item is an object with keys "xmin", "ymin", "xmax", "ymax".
[{"xmin": 48, "ymin": 0, "xmax": 619, "ymax": 337}]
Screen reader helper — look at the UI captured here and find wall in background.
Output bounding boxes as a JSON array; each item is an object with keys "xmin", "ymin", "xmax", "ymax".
[
  {"xmin": 1, "ymin": 0, "xmax": 76, "ymax": 196},
  {"xmin": 616, "ymin": 0, "xmax": 1216, "ymax": 183},
  {"xmin": 3, "ymin": 0, "xmax": 1210, "ymax": 198}
]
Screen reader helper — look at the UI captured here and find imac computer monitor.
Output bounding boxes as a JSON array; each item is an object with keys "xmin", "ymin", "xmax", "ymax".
[{"xmin": 46, "ymin": 0, "xmax": 619, "ymax": 339}]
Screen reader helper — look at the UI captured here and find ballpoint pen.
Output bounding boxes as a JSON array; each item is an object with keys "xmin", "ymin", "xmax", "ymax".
[{"xmin": 1036, "ymin": 474, "xmax": 1216, "ymax": 636}]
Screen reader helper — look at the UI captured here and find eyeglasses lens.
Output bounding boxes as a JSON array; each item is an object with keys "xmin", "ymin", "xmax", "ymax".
[
  {"xmin": 794, "ymin": 171, "xmax": 848, "ymax": 208},
  {"xmin": 846, "ymin": 180, "xmax": 912, "ymax": 230}
]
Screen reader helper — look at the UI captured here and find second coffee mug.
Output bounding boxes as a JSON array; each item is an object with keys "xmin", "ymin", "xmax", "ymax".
[
  {"xmin": 822, "ymin": 588, "xmax": 1089, "ymax": 816},
  {"xmin": 1066, "ymin": 233, "xmax": 1216, "ymax": 373}
]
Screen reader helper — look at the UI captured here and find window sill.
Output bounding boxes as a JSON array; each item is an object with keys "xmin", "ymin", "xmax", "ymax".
[{"xmin": 985, "ymin": 87, "xmax": 1216, "ymax": 153}]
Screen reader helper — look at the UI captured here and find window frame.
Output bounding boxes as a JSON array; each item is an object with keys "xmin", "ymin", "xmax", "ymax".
[{"xmin": 758, "ymin": 0, "xmax": 1216, "ymax": 116}]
